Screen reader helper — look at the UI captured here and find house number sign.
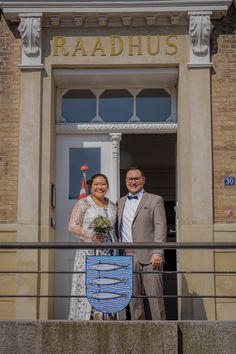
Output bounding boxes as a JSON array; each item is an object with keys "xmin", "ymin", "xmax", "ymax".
[{"xmin": 224, "ymin": 177, "xmax": 235, "ymax": 186}]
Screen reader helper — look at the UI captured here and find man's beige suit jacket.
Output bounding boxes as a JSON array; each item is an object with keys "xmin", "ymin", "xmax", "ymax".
[{"xmin": 118, "ymin": 192, "xmax": 167, "ymax": 264}]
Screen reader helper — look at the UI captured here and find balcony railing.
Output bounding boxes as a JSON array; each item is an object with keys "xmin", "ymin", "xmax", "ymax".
[{"xmin": 0, "ymin": 242, "xmax": 236, "ymax": 301}]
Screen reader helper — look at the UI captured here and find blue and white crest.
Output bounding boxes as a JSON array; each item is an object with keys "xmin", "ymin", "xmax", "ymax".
[{"xmin": 86, "ymin": 256, "xmax": 133, "ymax": 314}]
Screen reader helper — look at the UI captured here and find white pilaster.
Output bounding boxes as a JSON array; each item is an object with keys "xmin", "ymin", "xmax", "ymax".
[
  {"xmin": 178, "ymin": 65, "xmax": 215, "ymax": 320},
  {"xmin": 16, "ymin": 68, "xmax": 43, "ymax": 319},
  {"xmin": 109, "ymin": 133, "xmax": 122, "ymax": 202},
  {"xmin": 16, "ymin": 13, "xmax": 44, "ymax": 319}
]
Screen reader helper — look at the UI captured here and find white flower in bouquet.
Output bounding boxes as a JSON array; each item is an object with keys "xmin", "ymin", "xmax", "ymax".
[{"xmin": 88, "ymin": 215, "xmax": 113, "ymax": 235}]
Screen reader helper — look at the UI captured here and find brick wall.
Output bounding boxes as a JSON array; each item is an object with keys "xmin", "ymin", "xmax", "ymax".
[
  {"xmin": 0, "ymin": 9, "xmax": 235, "ymax": 225},
  {"xmin": 211, "ymin": 5, "xmax": 236, "ymax": 223},
  {"xmin": 0, "ymin": 18, "xmax": 20, "ymax": 223}
]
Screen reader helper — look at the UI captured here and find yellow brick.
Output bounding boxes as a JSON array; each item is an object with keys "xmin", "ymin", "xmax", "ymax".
[{"xmin": 0, "ymin": 18, "xmax": 20, "ymax": 223}]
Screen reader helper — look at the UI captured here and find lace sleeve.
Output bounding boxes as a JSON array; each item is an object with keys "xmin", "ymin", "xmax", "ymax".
[{"xmin": 68, "ymin": 199, "xmax": 93, "ymax": 241}]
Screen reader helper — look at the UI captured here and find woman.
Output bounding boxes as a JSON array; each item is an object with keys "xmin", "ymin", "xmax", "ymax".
[{"xmin": 68, "ymin": 173, "xmax": 117, "ymax": 320}]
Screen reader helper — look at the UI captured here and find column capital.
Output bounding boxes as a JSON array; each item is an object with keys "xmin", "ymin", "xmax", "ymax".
[
  {"xmin": 109, "ymin": 133, "xmax": 122, "ymax": 142},
  {"xmin": 18, "ymin": 14, "xmax": 42, "ymax": 67}
]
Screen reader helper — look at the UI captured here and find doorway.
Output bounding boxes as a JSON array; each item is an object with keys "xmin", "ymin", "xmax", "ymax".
[
  {"xmin": 54, "ymin": 134, "xmax": 114, "ymax": 319},
  {"xmin": 120, "ymin": 134, "xmax": 177, "ymax": 320}
]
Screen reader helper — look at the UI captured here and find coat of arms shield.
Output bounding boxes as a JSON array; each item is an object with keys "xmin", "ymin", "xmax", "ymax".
[{"xmin": 86, "ymin": 256, "xmax": 133, "ymax": 314}]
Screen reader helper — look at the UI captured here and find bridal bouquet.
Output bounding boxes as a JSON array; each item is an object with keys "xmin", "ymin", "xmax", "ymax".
[{"xmin": 88, "ymin": 215, "xmax": 113, "ymax": 235}]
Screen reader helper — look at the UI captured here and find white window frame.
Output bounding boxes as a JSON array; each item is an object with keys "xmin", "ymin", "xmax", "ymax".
[{"xmin": 54, "ymin": 68, "xmax": 178, "ymax": 135}]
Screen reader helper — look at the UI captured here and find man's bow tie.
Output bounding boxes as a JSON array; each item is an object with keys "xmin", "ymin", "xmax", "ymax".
[{"xmin": 127, "ymin": 195, "xmax": 138, "ymax": 200}]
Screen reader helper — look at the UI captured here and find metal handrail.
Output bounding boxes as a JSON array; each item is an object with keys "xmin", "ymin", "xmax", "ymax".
[
  {"xmin": 0, "ymin": 242, "xmax": 236, "ymax": 300},
  {"xmin": 0, "ymin": 295, "xmax": 235, "ymax": 299},
  {"xmin": 1, "ymin": 270, "xmax": 236, "ymax": 274},
  {"xmin": 0, "ymin": 242, "xmax": 236, "ymax": 249}
]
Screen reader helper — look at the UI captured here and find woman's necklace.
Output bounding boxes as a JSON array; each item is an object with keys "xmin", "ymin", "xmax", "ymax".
[{"xmin": 92, "ymin": 195, "xmax": 108, "ymax": 209}]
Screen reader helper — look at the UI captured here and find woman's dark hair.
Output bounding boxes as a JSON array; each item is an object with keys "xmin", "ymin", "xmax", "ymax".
[
  {"xmin": 125, "ymin": 166, "xmax": 145, "ymax": 177},
  {"xmin": 88, "ymin": 173, "xmax": 109, "ymax": 188}
]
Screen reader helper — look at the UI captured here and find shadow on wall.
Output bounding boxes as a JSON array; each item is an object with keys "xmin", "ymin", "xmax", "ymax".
[
  {"xmin": 211, "ymin": 3, "xmax": 236, "ymax": 56},
  {"xmin": 181, "ymin": 275, "xmax": 207, "ymax": 320}
]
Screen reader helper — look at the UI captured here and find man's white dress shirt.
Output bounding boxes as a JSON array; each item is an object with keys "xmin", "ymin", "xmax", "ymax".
[{"xmin": 120, "ymin": 189, "xmax": 144, "ymax": 243}]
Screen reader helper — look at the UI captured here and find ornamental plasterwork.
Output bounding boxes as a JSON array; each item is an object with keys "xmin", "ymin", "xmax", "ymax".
[
  {"xmin": 189, "ymin": 14, "xmax": 213, "ymax": 64},
  {"xmin": 18, "ymin": 17, "xmax": 40, "ymax": 56},
  {"xmin": 170, "ymin": 15, "xmax": 180, "ymax": 25},
  {"xmin": 97, "ymin": 16, "xmax": 108, "ymax": 27},
  {"xmin": 74, "ymin": 16, "xmax": 84, "ymax": 26},
  {"xmin": 122, "ymin": 16, "xmax": 132, "ymax": 26},
  {"xmin": 189, "ymin": 15, "xmax": 213, "ymax": 57},
  {"xmin": 145, "ymin": 16, "xmax": 157, "ymax": 26},
  {"xmin": 50, "ymin": 16, "xmax": 60, "ymax": 26},
  {"xmin": 43, "ymin": 14, "xmax": 186, "ymax": 27},
  {"xmin": 56, "ymin": 123, "xmax": 177, "ymax": 134}
]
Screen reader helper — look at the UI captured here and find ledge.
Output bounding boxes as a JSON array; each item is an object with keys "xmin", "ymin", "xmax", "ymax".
[
  {"xmin": 18, "ymin": 64, "xmax": 44, "ymax": 70},
  {"xmin": 187, "ymin": 62, "xmax": 213, "ymax": 69},
  {"xmin": 214, "ymin": 223, "xmax": 236, "ymax": 232},
  {"xmin": 0, "ymin": 224, "xmax": 18, "ymax": 232}
]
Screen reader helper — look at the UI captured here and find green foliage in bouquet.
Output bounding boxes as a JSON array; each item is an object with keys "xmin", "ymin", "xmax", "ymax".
[{"xmin": 88, "ymin": 215, "xmax": 113, "ymax": 234}]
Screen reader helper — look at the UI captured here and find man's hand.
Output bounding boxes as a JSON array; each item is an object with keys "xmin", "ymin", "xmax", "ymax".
[{"xmin": 151, "ymin": 254, "xmax": 163, "ymax": 269}]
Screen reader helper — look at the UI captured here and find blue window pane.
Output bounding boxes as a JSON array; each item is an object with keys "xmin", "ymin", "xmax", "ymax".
[
  {"xmin": 69, "ymin": 148, "xmax": 101, "ymax": 199},
  {"xmin": 100, "ymin": 89, "xmax": 133, "ymax": 122},
  {"xmin": 136, "ymin": 89, "xmax": 171, "ymax": 122},
  {"xmin": 62, "ymin": 90, "xmax": 96, "ymax": 122}
]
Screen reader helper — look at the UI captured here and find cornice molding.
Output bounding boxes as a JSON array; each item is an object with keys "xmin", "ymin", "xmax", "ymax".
[
  {"xmin": 1, "ymin": 0, "xmax": 231, "ymax": 8},
  {"xmin": 2, "ymin": 1, "xmax": 231, "ymax": 23},
  {"xmin": 56, "ymin": 122, "xmax": 178, "ymax": 134}
]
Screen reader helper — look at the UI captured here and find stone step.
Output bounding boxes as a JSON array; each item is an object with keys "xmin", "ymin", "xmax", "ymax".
[{"xmin": 0, "ymin": 321, "xmax": 235, "ymax": 354}]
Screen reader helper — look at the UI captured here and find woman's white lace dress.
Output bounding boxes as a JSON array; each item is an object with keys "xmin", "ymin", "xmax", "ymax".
[{"xmin": 68, "ymin": 195, "xmax": 117, "ymax": 320}]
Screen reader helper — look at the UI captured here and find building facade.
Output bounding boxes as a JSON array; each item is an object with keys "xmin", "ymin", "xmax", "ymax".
[{"xmin": 0, "ymin": 0, "xmax": 235, "ymax": 320}]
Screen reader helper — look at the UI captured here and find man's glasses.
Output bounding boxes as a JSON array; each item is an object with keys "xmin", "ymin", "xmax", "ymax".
[{"xmin": 126, "ymin": 177, "xmax": 142, "ymax": 182}]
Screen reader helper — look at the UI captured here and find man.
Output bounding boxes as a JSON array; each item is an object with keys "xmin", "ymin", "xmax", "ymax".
[{"xmin": 118, "ymin": 166, "xmax": 166, "ymax": 320}]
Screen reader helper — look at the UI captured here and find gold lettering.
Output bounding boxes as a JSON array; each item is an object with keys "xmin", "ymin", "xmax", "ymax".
[
  {"xmin": 166, "ymin": 35, "xmax": 178, "ymax": 55},
  {"xmin": 147, "ymin": 35, "xmax": 160, "ymax": 56},
  {"xmin": 72, "ymin": 37, "xmax": 87, "ymax": 56},
  {"xmin": 52, "ymin": 36, "xmax": 69, "ymax": 56},
  {"xmin": 128, "ymin": 35, "xmax": 142, "ymax": 56},
  {"xmin": 110, "ymin": 35, "xmax": 123, "ymax": 56},
  {"xmin": 91, "ymin": 37, "xmax": 106, "ymax": 56},
  {"xmin": 51, "ymin": 34, "xmax": 179, "ymax": 58}
]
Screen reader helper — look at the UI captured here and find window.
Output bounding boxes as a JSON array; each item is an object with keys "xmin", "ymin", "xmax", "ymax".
[
  {"xmin": 61, "ymin": 88, "xmax": 174, "ymax": 123},
  {"xmin": 69, "ymin": 148, "xmax": 101, "ymax": 199},
  {"xmin": 100, "ymin": 89, "xmax": 133, "ymax": 122},
  {"xmin": 136, "ymin": 89, "xmax": 171, "ymax": 122},
  {"xmin": 62, "ymin": 90, "xmax": 96, "ymax": 123}
]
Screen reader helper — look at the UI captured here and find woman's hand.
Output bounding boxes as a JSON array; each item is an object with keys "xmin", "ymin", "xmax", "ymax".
[{"xmin": 92, "ymin": 233, "xmax": 105, "ymax": 242}]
